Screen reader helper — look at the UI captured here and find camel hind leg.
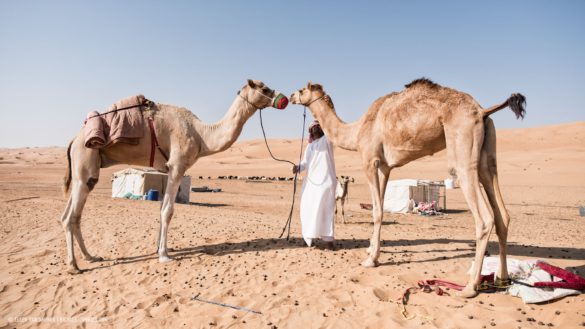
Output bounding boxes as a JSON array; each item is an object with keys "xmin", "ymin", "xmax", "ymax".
[
  {"xmin": 446, "ymin": 122, "xmax": 495, "ymax": 298},
  {"xmin": 479, "ymin": 118, "xmax": 510, "ymax": 284},
  {"xmin": 61, "ymin": 136, "xmax": 102, "ymax": 273}
]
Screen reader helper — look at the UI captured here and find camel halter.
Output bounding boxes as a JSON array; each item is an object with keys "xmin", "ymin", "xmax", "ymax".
[
  {"xmin": 238, "ymin": 87, "xmax": 288, "ymax": 110},
  {"xmin": 299, "ymin": 92, "xmax": 326, "ymax": 107}
]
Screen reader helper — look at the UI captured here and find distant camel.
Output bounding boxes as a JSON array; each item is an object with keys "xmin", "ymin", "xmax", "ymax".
[
  {"xmin": 335, "ymin": 175, "xmax": 354, "ymax": 223},
  {"xmin": 61, "ymin": 80, "xmax": 287, "ymax": 274},
  {"xmin": 290, "ymin": 79, "xmax": 525, "ymax": 297}
]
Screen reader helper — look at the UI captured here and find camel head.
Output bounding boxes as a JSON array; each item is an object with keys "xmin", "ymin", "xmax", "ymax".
[
  {"xmin": 339, "ymin": 175, "xmax": 355, "ymax": 184},
  {"xmin": 239, "ymin": 79, "xmax": 288, "ymax": 110},
  {"xmin": 289, "ymin": 82, "xmax": 334, "ymax": 109}
]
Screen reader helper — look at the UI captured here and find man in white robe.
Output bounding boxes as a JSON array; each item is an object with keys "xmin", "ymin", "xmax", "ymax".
[{"xmin": 293, "ymin": 121, "xmax": 337, "ymax": 249}]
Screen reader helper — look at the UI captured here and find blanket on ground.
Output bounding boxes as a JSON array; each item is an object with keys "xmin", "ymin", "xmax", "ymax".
[
  {"xmin": 84, "ymin": 95, "xmax": 146, "ymax": 148},
  {"xmin": 474, "ymin": 257, "xmax": 583, "ymax": 303}
]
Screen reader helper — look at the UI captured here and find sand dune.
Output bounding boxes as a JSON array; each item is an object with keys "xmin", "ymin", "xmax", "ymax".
[{"xmin": 0, "ymin": 122, "xmax": 584, "ymax": 328}]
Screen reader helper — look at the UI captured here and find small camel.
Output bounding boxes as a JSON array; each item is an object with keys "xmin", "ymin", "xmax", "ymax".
[
  {"xmin": 61, "ymin": 80, "xmax": 287, "ymax": 274},
  {"xmin": 290, "ymin": 79, "xmax": 525, "ymax": 297},
  {"xmin": 335, "ymin": 175, "xmax": 354, "ymax": 223}
]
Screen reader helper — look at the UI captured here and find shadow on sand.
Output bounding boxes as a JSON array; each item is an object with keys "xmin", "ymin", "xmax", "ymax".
[
  {"xmin": 188, "ymin": 202, "xmax": 230, "ymax": 207},
  {"xmin": 82, "ymin": 236, "xmax": 585, "ymax": 273}
]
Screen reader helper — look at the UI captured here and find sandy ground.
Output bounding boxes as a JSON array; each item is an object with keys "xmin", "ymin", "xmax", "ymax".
[{"xmin": 0, "ymin": 122, "xmax": 584, "ymax": 328}]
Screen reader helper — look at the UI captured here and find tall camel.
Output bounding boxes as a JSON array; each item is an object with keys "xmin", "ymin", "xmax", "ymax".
[
  {"xmin": 61, "ymin": 80, "xmax": 288, "ymax": 274},
  {"xmin": 290, "ymin": 79, "xmax": 526, "ymax": 297}
]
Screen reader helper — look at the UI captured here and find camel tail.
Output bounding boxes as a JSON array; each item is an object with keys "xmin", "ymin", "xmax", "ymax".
[
  {"xmin": 483, "ymin": 93, "xmax": 526, "ymax": 119},
  {"xmin": 63, "ymin": 140, "xmax": 73, "ymax": 197}
]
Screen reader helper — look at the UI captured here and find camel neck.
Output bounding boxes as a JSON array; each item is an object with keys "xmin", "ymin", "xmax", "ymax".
[
  {"xmin": 197, "ymin": 96, "xmax": 256, "ymax": 156},
  {"xmin": 308, "ymin": 101, "xmax": 359, "ymax": 151}
]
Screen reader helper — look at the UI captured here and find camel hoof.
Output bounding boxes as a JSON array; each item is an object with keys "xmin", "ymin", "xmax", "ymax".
[
  {"xmin": 495, "ymin": 277, "xmax": 510, "ymax": 287},
  {"xmin": 457, "ymin": 287, "xmax": 479, "ymax": 298},
  {"xmin": 67, "ymin": 267, "xmax": 82, "ymax": 275},
  {"xmin": 87, "ymin": 256, "xmax": 104, "ymax": 263},
  {"xmin": 494, "ymin": 277, "xmax": 511, "ymax": 291},
  {"xmin": 361, "ymin": 258, "xmax": 378, "ymax": 268},
  {"xmin": 159, "ymin": 255, "xmax": 173, "ymax": 263}
]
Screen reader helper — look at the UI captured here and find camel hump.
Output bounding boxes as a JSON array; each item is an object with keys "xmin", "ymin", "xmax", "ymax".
[{"xmin": 404, "ymin": 77, "xmax": 440, "ymax": 90}]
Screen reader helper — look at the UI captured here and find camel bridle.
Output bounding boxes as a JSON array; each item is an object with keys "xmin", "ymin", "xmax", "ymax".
[
  {"xmin": 297, "ymin": 89, "xmax": 327, "ymax": 107},
  {"xmin": 238, "ymin": 86, "xmax": 277, "ymax": 110}
]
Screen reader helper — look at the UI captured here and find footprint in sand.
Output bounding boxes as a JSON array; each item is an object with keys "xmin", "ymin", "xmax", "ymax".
[
  {"xmin": 24, "ymin": 278, "xmax": 41, "ymax": 288},
  {"xmin": 372, "ymin": 287, "xmax": 390, "ymax": 302}
]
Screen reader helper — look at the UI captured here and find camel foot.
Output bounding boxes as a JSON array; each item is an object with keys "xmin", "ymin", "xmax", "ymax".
[
  {"xmin": 361, "ymin": 258, "xmax": 379, "ymax": 268},
  {"xmin": 495, "ymin": 276, "xmax": 511, "ymax": 289},
  {"xmin": 159, "ymin": 255, "xmax": 173, "ymax": 263},
  {"xmin": 86, "ymin": 256, "xmax": 104, "ymax": 263},
  {"xmin": 457, "ymin": 286, "xmax": 479, "ymax": 298},
  {"xmin": 67, "ymin": 266, "xmax": 82, "ymax": 275}
]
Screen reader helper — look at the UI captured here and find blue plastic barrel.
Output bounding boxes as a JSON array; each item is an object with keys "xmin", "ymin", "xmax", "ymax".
[{"xmin": 146, "ymin": 189, "xmax": 159, "ymax": 201}]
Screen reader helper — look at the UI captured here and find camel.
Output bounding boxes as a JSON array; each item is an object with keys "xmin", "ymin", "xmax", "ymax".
[
  {"xmin": 335, "ymin": 175, "xmax": 354, "ymax": 223},
  {"xmin": 290, "ymin": 78, "xmax": 526, "ymax": 297},
  {"xmin": 61, "ymin": 80, "xmax": 287, "ymax": 274}
]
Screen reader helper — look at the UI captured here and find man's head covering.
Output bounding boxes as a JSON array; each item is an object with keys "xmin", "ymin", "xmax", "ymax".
[
  {"xmin": 308, "ymin": 120, "xmax": 320, "ymax": 131},
  {"xmin": 308, "ymin": 120, "xmax": 324, "ymax": 143}
]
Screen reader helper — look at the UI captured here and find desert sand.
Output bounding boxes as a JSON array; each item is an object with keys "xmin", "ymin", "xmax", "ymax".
[{"xmin": 0, "ymin": 122, "xmax": 584, "ymax": 328}]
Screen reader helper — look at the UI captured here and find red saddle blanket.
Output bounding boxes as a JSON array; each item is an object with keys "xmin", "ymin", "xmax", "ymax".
[{"xmin": 84, "ymin": 95, "xmax": 147, "ymax": 148}]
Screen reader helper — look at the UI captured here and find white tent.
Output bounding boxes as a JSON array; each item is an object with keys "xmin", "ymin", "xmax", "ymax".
[
  {"xmin": 384, "ymin": 179, "xmax": 445, "ymax": 213},
  {"xmin": 111, "ymin": 168, "xmax": 191, "ymax": 204}
]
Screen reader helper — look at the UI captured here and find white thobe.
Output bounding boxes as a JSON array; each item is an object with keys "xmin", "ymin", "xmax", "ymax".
[{"xmin": 298, "ymin": 135, "xmax": 337, "ymax": 246}]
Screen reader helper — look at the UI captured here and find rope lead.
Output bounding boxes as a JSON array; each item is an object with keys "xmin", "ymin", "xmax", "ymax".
[{"xmin": 258, "ymin": 107, "xmax": 307, "ymax": 240}]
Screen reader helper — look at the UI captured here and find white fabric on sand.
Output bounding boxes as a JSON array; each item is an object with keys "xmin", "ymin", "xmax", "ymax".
[
  {"xmin": 473, "ymin": 256, "xmax": 581, "ymax": 303},
  {"xmin": 298, "ymin": 135, "xmax": 337, "ymax": 246}
]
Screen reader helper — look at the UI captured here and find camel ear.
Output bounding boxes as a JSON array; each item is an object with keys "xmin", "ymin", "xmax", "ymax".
[
  {"xmin": 247, "ymin": 79, "xmax": 256, "ymax": 88},
  {"xmin": 306, "ymin": 81, "xmax": 312, "ymax": 90}
]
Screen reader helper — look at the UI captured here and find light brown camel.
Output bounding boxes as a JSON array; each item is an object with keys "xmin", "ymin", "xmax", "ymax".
[
  {"xmin": 61, "ymin": 80, "xmax": 287, "ymax": 274},
  {"xmin": 290, "ymin": 79, "xmax": 526, "ymax": 297},
  {"xmin": 335, "ymin": 175, "xmax": 354, "ymax": 223}
]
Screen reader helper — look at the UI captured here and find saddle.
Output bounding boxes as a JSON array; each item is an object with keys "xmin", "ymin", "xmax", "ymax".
[{"xmin": 84, "ymin": 94, "xmax": 148, "ymax": 149}]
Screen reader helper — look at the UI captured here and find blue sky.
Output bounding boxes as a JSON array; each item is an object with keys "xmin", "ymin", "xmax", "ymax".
[{"xmin": 1, "ymin": 1, "xmax": 583, "ymax": 148}]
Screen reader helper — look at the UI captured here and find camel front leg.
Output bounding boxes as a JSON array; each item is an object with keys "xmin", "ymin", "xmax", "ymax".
[
  {"xmin": 365, "ymin": 165, "xmax": 390, "ymax": 257},
  {"xmin": 157, "ymin": 165, "xmax": 185, "ymax": 263},
  {"xmin": 361, "ymin": 160, "xmax": 385, "ymax": 268},
  {"xmin": 340, "ymin": 198, "xmax": 346, "ymax": 224}
]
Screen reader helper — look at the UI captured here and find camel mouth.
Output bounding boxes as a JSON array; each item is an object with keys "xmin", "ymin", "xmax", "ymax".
[{"xmin": 289, "ymin": 93, "xmax": 300, "ymax": 105}]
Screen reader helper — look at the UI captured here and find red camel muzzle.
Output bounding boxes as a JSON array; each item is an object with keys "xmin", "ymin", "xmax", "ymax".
[{"xmin": 273, "ymin": 93, "xmax": 288, "ymax": 110}]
